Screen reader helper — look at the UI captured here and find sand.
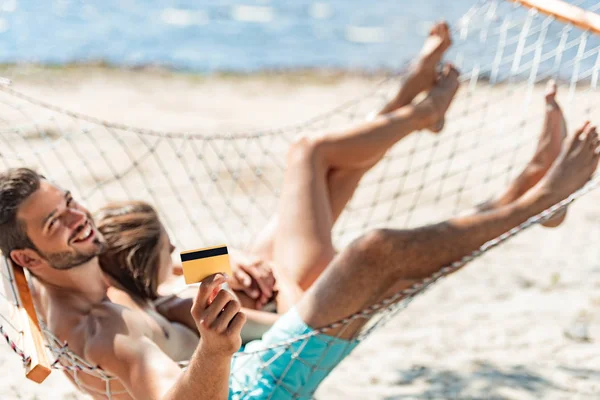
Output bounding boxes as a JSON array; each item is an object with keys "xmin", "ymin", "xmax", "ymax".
[{"xmin": 0, "ymin": 66, "xmax": 598, "ymax": 399}]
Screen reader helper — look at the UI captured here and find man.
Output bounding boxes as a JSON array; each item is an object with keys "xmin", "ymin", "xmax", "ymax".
[{"xmin": 1, "ymin": 24, "xmax": 598, "ymax": 400}]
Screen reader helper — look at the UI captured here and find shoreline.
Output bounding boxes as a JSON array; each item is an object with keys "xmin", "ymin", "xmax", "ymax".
[
  {"xmin": 0, "ymin": 62, "xmax": 401, "ymax": 86},
  {"xmin": 0, "ymin": 62, "xmax": 582, "ymax": 94}
]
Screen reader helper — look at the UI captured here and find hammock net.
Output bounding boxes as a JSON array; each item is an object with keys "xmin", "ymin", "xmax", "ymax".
[{"xmin": 1, "ymin": 0, "xmax": 600, "ymax": 398}]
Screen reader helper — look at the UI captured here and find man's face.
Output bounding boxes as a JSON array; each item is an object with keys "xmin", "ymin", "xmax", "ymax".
[{"xmin": 17, "ymin": 181, "xmax": 106, "ymax": 270}]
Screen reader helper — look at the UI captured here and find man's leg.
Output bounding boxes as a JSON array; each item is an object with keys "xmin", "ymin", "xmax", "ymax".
[
  {"xmin": 249, "ymin": 22, "xmax": 452, "ymax": 260},
  {"xmin": 296, "ymin": 123, "xmax": 600, "ymax": 339},
  {"xmin": 270, "ymin": 67, "xmax": 460, "ymax": 314},
  {"xmin": 478, "ymin": 80, "xmax": 568, "ymax": 226}
]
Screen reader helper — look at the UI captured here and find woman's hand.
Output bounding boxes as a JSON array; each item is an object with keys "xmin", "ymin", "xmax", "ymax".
[{"xmin": 227, "ymin": 248, "xmax": 276, "ymax": 309}]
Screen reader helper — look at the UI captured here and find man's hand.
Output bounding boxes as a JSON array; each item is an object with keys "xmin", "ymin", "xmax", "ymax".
[
  {"xmin": 227, "ymin": 248, "xmax": 276, "ymax": 309},
  {"xmin": 191, "ymin": 274, "xmax": 246, "ymax": 357}
]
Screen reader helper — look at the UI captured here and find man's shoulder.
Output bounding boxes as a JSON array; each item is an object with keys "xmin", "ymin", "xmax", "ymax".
[
  {"xmin": 49, "ymin": 296, "xmax": 133, "ymax": 338},
  {"xmin": 49, "ymin": 297, "xmax": 140, "ymax": 351}
]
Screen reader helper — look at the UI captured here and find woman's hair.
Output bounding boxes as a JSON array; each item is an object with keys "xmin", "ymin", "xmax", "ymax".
[{"xmin": 96, "ymin": 201, "xmax": 164, "ymax": 301}]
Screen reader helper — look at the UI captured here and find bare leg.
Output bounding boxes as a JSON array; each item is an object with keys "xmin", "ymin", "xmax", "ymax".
[
  {"xmin": 325, "ymin": 23, "xmax": 451, "ymax": 221},
  {"xmin": 297, "ymin": 123, "xmax": 600, "ymax": 339},
  {"xmin": 250, "ymin": 23, "xmax": 452, "ymax": 260},
  {"xmin": 271, "ymin": 68, "xmax": 460, "ymax": 314},
  {"xmin": 478, "ymin": 81, "xmax": 568, "ymax": 226}
]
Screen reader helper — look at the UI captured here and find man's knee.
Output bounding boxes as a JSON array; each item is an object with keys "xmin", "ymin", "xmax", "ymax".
[{"xmin": 350, "ymin": 228, "xmax": 394, "ymax": 260}]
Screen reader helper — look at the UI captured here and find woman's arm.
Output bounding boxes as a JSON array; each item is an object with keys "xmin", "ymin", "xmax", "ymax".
[{"xmin": 226, "ymin": 247, "xmax": 277, "ymax": 309}]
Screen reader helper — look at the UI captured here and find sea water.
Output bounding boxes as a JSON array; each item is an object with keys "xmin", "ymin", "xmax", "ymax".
[
  {"xmin": 0, "ymin": 0, "xmax": 480, "ymax": 72},
  {"xmin": 0, "ymin": 0, "xmax": 599, "ymax": 75}
]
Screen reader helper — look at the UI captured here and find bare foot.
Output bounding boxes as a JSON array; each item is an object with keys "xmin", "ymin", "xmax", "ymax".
[
  {"xmin": 533, "ymin": 122, "xmax": 600, "ymax": 208},
  {"xmin": 417, "ymin": 21, "xmax": 452, "ymax": 87},
  {"xmin": 414, "ymin": 63, "xmax": 460, "ymax": 133},
  {"xmin": 379, "ymin": 22, "xmax": 452, "ymax": 115},
  {"xmin": 538, "ymin": 81, "xmax": 569, "ymax": 227},
  {"xmin": 536, "ymin": 80, "xmax": 568, "ymax": 167},
  {"xmin": 478, "ymin": 80, "xmax": 569, "ymax": 221}
]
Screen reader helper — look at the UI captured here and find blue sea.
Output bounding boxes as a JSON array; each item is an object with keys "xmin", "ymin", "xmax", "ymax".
[
  {"xmin": 1, "ymin": 1, "xmax": 599, "ymax": 73},
  {"xmin": 0, "ymin": 0, "xmax": 479, "ymax": 72}
]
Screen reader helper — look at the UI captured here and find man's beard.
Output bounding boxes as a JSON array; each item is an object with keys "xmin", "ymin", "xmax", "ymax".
[{"xmin": 42, "ymin": 237, "xmax": 106, "ymax": 270}]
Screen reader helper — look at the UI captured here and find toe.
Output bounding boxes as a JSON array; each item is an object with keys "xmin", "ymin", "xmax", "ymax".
[
  {"xmin": 587, "ymin": 126, "xmax": 598, "ymax": 148},
  {"xmin": 594, "ymin": 133, "xmax": 600, "ymax": 153},
  {"xmin": 443, "ymin": 63, "xmax": 460, "ymax": 80},
  {"xmin": 442, "ymin": 21, "xmax": 450, "ymax": 38},
  {"xmin": 582, "ymin": 127, "xmax": 598, "ymax": 161},
  {"xmin": 584, "ymin": 124, "xmax": 596, "ymax": 142},
  {"xmin": 431, "ymin": 117, "xmax": 445, "ymax": 133},
  {"xmin": 545, "ymin": 80, "xmax": 557, "ymax": 102},
  {"xmin": 566, "ymin": 122, "xmax": 587, "ymax": 152},
  {"xmin": 591, "ymin": 151, "xmax": 600, "ymax": 170},
  {"xmin": 442, "ymin": 63, "xmax": 451, "ymax": 76},
  {"xmin": 590, "ymin": 127, "xmax": 599, "ymax": 142},
  {"xmin": 575, "ymin": 121, "xmax": 591, "ymax": 141},
  {"xmin": 547, "ymin": 79, "xmax": 557, "ymax": 94}
]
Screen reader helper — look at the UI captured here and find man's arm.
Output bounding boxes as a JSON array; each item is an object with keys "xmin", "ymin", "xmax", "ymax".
[
  {"xmin": 86, "ymin": 275, "xmax": 245, "ymax": 400},
  {"xmin": 156, "ymin": 294, "xmax": 278, "ymax": 334}
]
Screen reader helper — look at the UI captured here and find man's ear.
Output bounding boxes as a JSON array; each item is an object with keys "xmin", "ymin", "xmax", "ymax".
[{"xmin": 10, "ymin": 248, "xmax": 44, "ymax": 270}]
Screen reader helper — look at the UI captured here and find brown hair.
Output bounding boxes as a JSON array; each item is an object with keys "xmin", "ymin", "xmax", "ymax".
[
  {"xmin": 96, "ymin": 201, "xmax": 164, "ymax": 300},
  {"xmin": 0, "ymin": 168, "xmax": 43, "ymax": 259}
]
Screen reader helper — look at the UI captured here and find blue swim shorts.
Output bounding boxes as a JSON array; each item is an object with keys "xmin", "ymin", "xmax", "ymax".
[{"xmin": 229, "ymin": 307, "xmax": 358, "ymax": 399}]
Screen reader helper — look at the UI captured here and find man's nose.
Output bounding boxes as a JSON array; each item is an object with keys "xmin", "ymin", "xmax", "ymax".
[{"xmin": 64, "ymin": 209, "xmax": 86, "ymax": 229}]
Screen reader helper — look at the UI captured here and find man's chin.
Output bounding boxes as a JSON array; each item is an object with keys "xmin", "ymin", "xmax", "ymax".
[
  {"xmin": 73, "ymin": 237, "xmax": 105, "ymax": 256},
  {"xmin": 45, "ymin": 248, "xmax": 103, "ymax": 271}
]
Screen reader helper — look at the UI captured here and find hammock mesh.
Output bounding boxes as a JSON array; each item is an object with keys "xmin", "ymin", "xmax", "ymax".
[{"xmin": 1, "ymin": 0, "xmax": 600, "ymax": 398}]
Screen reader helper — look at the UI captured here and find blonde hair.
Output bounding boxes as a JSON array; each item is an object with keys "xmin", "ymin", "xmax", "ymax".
[{"xmin": 96, "ymin": 201, "xmax": 163, "ymax": 300}]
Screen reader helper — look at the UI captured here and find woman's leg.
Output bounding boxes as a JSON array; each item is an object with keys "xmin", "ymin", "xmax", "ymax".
[{"xmin": 250, "ymin": 21, "xmax": 452, "ymax": 264}]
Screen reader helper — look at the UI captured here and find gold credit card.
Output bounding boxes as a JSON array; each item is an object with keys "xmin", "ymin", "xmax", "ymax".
[{"xmin": 180, "ymin": 245, "xmax": 231, "ymax": 284}]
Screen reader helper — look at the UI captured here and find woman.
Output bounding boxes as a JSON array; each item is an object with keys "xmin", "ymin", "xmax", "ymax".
[{"xmin": 95, "ymin": 200, "xmax": 278, "ymax": 343}]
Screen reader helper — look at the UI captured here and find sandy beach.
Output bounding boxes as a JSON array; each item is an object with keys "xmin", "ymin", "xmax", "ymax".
[{"xmin": 0, "ymin": 66, "xmax": 599, "ymax": 399}]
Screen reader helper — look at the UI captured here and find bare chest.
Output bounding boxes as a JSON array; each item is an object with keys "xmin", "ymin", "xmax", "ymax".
[{"xmin": 140, "ymin": 305, "xmax": 199, "ymax": 361}]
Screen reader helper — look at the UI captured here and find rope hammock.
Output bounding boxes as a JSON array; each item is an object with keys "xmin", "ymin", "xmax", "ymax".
[{"xmin": 2, "ymin": 0, "xmax": 600, "ymax": 398}]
